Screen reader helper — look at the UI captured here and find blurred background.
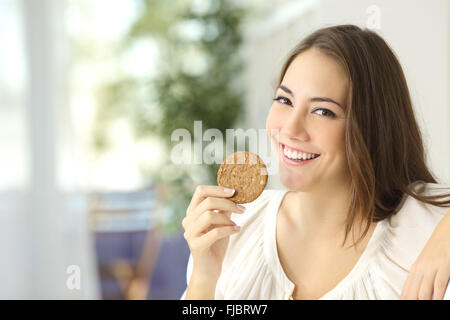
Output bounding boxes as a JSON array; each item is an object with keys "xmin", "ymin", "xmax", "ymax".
[{"xmin": 0, "ymin": 0, "xmax": 448, "ymax": 299}]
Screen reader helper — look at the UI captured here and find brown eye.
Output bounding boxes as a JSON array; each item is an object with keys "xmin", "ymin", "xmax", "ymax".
[
  {"xmin": 313, "ymin": 108, "xmax": 337, "ymax": 118},
  {"xmin": 273, "ymin": 96, "xmax": 292, "ymax": 106}
]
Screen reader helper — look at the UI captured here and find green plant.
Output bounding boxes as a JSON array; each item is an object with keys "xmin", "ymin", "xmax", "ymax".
[{"xmin": 94, "ymin": 0, "xmax": 248, "ymax": 234}]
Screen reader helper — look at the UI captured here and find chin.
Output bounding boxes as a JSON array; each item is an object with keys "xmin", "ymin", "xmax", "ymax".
[{"xmin": 278, "ymin": 166, "xmax": 313, "ymax": 192}]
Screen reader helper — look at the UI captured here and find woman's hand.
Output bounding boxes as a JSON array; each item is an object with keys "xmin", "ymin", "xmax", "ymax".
[
  {"xmin": 183, "ymin": 185, "xmax": 245, "ymax": 282},
  {"xmin": 401, "ymin": 210, "xmax": 450, "ymax": 300}
]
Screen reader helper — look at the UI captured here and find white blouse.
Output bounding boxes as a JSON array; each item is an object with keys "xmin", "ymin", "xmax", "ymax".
[{"xmin": 181, "ymin": 182, "xmax": 450, "ymax": 300}]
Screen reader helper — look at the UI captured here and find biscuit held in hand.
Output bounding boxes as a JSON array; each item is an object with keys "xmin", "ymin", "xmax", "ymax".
[{"xmin": 217, "ymin": 151, "xmax": 268, "ymax": 204}]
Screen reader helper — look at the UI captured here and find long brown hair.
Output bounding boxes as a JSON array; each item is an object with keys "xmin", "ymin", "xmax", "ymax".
[{"xmin": 276, "ymin": 25, "xmax": 450, "ymax": 247}]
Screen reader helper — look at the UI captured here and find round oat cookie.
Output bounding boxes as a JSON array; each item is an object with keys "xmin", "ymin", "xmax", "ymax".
[{"xmin": 217, "ymin": 151, "xmax": 268, "ymax": 204}]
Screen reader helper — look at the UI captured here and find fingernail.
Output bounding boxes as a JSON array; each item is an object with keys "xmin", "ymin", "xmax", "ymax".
[
  {"xmin": 224, "ymin": 187, "xmax": 235, "ymax": 195},
  {"xmin": 236, "ymin": 204, "xmax": 246, "ymax": 212},
  {"xmin": 234, "ymin": 225, "xmax": 240, "ymax": 231}
]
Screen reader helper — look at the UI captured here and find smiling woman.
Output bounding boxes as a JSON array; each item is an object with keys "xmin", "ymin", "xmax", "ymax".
[
  {"xmin": 181, "ymin": 24, "xmax": 450, "ymax": 300},
  {"xmin": 268, "ymin": 25, "xmax": 450, "ymax": 247}
]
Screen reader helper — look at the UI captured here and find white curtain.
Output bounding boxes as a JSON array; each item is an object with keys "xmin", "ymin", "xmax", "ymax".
[{"xmin": 0, "ymin": 0, "xmax": 99, "ymax": 299}]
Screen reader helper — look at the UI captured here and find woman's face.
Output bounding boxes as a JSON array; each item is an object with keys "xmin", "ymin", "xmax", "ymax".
[{"xmin": 266, "ymin": 48, "xmax": 350, "ymax": 192}]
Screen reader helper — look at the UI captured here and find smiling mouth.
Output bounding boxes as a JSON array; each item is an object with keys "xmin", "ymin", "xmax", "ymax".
[{"xmin": 280, "ymin": 143, "xmax": 321, "ymax": 162}]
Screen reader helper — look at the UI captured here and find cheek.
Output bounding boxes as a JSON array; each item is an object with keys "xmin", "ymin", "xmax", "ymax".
[
  {"xmin": 266, "ymin": 106, "xmax": 287, "ymax": 151},
  {"xmin": 265, "ymin": 106, "xmax": 277, "ymax": 131},
  {"xmin": 317, "ymin": 123, "xmax": 347, "ymax": 160},
  {"xmin": 333, "ymin": 125, "xmax": 346, "ymax": 151},
  {"xmin": 266, "ymin": 105, "xmax": 285, "ymax": 133},
  {"xmin": 303, "ymin": 120, "xmax": 347, "ymax": 168}
]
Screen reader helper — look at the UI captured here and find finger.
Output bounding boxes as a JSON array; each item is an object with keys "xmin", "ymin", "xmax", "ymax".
[
  {"xmin": 418, "ymin": 270, "xmax": 437, "ymax": 300},
  {"xmin": 432, "ymin": 268, "xmax": 450, "ymax": 300},
  {"xmin": 401, "ymin": 264, "xmax": 423, "ymax": 300},
  {"xmin": 192, "ymin": 197, "xmax": 245, "ymax": 221},
  {"xmin": 188, "ymin": 211, "xmax": 236, "ymax": 237},
  {"xmin": 401, "ymin": 272, "xmax": 413, "ymax": 300},
  {"xmin": 401, "ymin": 263, "xmax": 417, "ymax": 299},
  {"xmin": 183, "ymin": 208, "xmax": 234, "ymax": 232},
  {"xmin": 406, "ymin": 271, "xmax": 423, "ymax": 300},
  {"xmin": 212, "ymin": 209, "xmax": 234, "ymax": 220},
  {"xmin": 195, "ymin": 225, "xmax": 241, "ymax": 249},
  {"xmin": 188, "ymin": 185, "xmax": 235, "ymax": 213}
]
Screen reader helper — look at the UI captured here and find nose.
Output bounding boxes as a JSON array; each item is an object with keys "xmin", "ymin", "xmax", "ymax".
[{"xmin": 281, "ymin": 106, "xmax": 310, "ymax": 142}]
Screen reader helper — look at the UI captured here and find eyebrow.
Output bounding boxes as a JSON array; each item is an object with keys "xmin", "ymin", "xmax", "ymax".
[{"xmin": 277, "ymin": 84, "xmax": 344, "ymax": 110}]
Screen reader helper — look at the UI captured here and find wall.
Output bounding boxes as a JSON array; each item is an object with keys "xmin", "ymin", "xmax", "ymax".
[{"xmin": 317, "ymin": 0, "xmax": 450, "ymax": 184}]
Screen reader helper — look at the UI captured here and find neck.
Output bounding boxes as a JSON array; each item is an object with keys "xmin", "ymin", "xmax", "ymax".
[{"xmin": 284, "ymin": 179, "xmax": 358, "ymax": 243}]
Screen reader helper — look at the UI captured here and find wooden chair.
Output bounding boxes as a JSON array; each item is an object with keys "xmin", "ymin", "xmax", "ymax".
[{"xmin": 88, "ymin": 189, "xmax": 162, "ymax": 300}]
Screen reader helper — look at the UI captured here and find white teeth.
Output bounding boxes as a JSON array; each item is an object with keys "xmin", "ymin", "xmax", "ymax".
[{"xmin": 283, "ymin": 145, "xmax": 319, "ymax": 161}]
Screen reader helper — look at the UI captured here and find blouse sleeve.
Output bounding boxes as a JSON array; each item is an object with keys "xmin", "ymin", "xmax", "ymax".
[
  {"xmin": 322, "ymin": 182, "xmax": 450, "ymax": 300},
  {"xmin": 445, "ymin": 287, "xmax": 450, "ymax": 300},
  {"xmin": 180, "ymin": 190, "xmax": 279, "ymax": 300}
]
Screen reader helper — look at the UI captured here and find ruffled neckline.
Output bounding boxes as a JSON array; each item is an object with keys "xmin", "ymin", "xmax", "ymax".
[{"xmin": 263, "ymin": 189, "xmax": 387, "ymax": 300}]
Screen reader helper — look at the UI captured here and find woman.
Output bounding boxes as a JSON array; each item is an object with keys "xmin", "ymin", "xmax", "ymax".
[{"xmin": 181, "ymin": 25, "xmax": 450, "ymax": 300}]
